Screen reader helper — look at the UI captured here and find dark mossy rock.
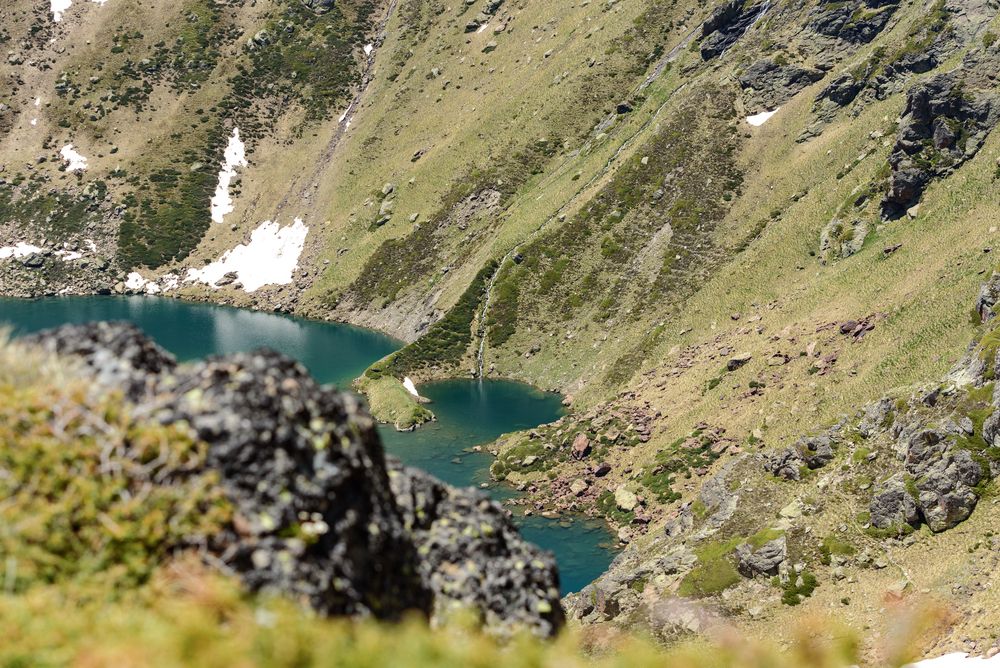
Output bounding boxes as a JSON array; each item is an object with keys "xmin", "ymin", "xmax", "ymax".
[
  {"xmin": 882, "ymin": 70, "xmax": 1000, "ymax": 218},
  {"xmin": 25, "ymin": 322, "xmax": 564, "ymax": 637},
  {"xmin": 700, "ymin": 0, "xmax": 770, "ymax": 61}
]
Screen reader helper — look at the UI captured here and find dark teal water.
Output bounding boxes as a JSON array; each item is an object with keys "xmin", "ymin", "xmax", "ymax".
[
  {"xmin": 379, "ymin": 380, "xmax": 618, "ymax": 594},
  {"xmin": 0, "ymin": 295, "xmax": 399, "ymax": 389},
  {"xmin": 0, "ymin": 296, "xmax": 617, "ymax": 593}
]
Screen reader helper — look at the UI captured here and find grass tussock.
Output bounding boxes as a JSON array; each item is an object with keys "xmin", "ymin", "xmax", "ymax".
[
  {"xmin": 0, "ymin": 344, "xmax": 232, "ymax": 593},
  {"xmin": 0, "ymin": 560, "xmax": 938, "ymax": 668}
]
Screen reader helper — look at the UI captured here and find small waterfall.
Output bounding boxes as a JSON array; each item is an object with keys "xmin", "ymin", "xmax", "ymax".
[
  {"xmin": 475, "ymin": 250, "xmax": 515, "ymax": 379},
  {"xmin": 745, "ymin": 0, "xmax": 772, "ymax": 36}
]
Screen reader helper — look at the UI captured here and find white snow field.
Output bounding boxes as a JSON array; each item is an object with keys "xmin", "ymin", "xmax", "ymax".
[
  {"xmin": 210, "ymin": 128, "xmax": 248, "ymax": 224},
  {"xmin": 185, "ymin": 218, "xmax": 309, "ymax": 292}
]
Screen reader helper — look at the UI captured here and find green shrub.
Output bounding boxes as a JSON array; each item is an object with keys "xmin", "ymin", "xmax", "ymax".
[
  {"xmin": 678, "ymin": 538, "xmax": 742, "ymax": 598},
  {"xmin": 781, "ymin": 571, "xmax": 819, "ymax": 606},
  {"xmin": 819, "ymin": 536, "xmax": 856, "ymax": 565}
]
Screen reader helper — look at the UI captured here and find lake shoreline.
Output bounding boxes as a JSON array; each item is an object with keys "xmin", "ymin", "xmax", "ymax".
[{"xmin": 0, "ymin": 295, "xmax": 618, "ymax": 595}]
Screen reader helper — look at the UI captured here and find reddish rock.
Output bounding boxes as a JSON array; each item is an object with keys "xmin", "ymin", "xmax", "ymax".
[
  {"xmin": 571, "ymin": 432, "xmax": 591, "ymax": 460},
  {"xmin": 593, "ymin": 462, "xmax": 612, "ymax": 477}
]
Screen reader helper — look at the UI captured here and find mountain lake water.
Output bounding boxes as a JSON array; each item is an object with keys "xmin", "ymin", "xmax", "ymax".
[{"xmin": 0, "ymin": 295, "xmax": 618, "ymax": 594}]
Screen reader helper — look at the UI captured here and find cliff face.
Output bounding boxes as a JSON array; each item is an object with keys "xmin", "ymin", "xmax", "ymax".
[{"xmin": 16, "ymin": 322, "xmax": 563, "ymax": 637}]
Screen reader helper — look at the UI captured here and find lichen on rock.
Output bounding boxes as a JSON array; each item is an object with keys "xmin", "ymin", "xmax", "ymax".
[{"xmin": 18, "ymin": 322, "xmax": 563, "ymax": 637}]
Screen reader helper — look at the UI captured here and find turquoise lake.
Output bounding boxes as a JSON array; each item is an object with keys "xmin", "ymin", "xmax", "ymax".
[{"xmin": 0, "ymin": 296, "xmax": 617, "ymax": 594}]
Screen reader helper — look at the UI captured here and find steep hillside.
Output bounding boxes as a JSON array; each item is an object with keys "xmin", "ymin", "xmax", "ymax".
[
  {"xmin": 3, "ymin": 0, "xmax": 1000, "ymax": 658},
  {"xmin": 1, "ymin": 0, "xmax": 383, "ymax": 296}
]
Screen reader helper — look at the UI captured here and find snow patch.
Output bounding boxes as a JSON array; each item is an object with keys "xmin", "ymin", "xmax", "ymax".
[
  {"xmin": 403, "ymin": 377, "xmax": 420, "ymax": 398},
  {"xmin": 124, "ymin": 272, "xmax": 161, "ymax": 295},
  {"xmin": 2, "ymin": 241, "xmax": 97, "ymax": 263},
  {"xmin": 746, "ymin": 108, "xmax": 779, "ymax": 126},
  {"xmin": 124, "ymin": 271, "xmax": 178, "ymax": 294},
  {"xmin": 364, "ymin": 43, "xmax": 374, "ymax": 56},
  {"xmin": 51, "ymin": 0, "xmax": 110, "ymax": 22},
  {"xmin": 160, "ymin": 274, "xmax": 180, "ymax": 291},
  {"xmin": 0, "ymin": 243, "xmax": 44, "ymax": 260},
  {"xmin": 185, "ymin": 218, "xmax": 309, "ymax": 292},
  {"xmin": 60, "ymin": 144, "xmax": 88, "ymax": 171},
  {"xmin": 477, "ymin": 22, "xmax": 490, "ymax": 33},
  {"xmin": 210, "ymin": 128, "xmax": 248, "ymax": 224},
  {"xmin": 124, "ymin": 272, "xmax": 148, "ymax": 291},
  {"xmin": 51, "ymin": 0, "xmax": 72, "ymax": 21}
]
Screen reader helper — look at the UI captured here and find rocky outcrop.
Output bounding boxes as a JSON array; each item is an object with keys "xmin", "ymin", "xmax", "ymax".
[
  {"xmin": 808, "ymin": 0, "xmax": 899, "ymax": 44},
  {"xmin": 869, "ymin": 477, "xmax": 922, "ymax": 529},
  {"xmin": 882, "ymin": 71, "xmax": 1000, "ymax": 218},
  {"xmin": 388, "ymin": 460, "xmax": 565, "ymax": 632},
  {"xmin": 24, "ymin": 321, "xmax": 175, "ymax": 399},
  {"xmin": 801, "ymin": 3, "xmax": 999, "ymax": 142},
  {"xmin": 870, "ymin": 428, "xmax": 983, "ymax": 532},
  {"xmin": 300, "ymin": 0, "xmax": 335, "ymax": 14},
  {"xmin": 464, "ymin": 0, "xmax": 506, "ymax": 33},
  {"xmin": 738, "ymin": 59, "xmax": 825, "ymax": 112},
  {"xmin": 700, "ymin": 0, "xmax": 769, "ymax": 61},
  {"xmin": 974, "ymin": 271, "xmax": 1000, "ymax": 323},
  {"xmin": 765, "ymin": 434, "xmax": 836, "ymax": 480},
  {"xmin": 736, "ymin": 536, "xmax": 786, "ymax": 577},
  {"xmin": 819, "ymin": 217, "xmax": 870, "ymax": 262},
  {"xmin": 0, "ymin": 247, "xmax": 117, "ymax": 299},
  {"xmin": 23, "ymin": 323, "xmax": 563, "ymax": 637},
  {"xmin": 563, "ymin": 462, "xmax": 741, "ymax": 631},
  {"xmin": 818, "ymin": 72, "xmax": 867, "ymax": 108},
  {"xmin": 800, "ymin": 51, "xmax": 937, "ymax": 142}
]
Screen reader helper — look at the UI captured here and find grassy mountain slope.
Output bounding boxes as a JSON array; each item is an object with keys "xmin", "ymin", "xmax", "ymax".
[{"xmin": 4, "ymin": 0, "xmax": 1000, "ymax": 656}]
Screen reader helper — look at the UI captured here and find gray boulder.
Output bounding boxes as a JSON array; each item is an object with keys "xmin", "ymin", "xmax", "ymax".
[
  {"xmin": 300, "ymin": 0, "xmax": 335, "ymax": 14},
  {"xmin": 913, "ymin": 448, "xmax": 982, "ymax": 532},
  {"xmin": 798, "ymin": 434, "xmax": 835, "ymax": 469},
  {"xmin": 764, "ymin": 434, "xmax": 835, "ymax": 479},
  {"xmin": 736, "ymin": 536, "xmax": 786, "ymax": 577},
  {"xmin": 858, "ymin": 397, "xmax": 895, "ymax": 437},
  {"xmin": 573, "ymin": 583, "xmax": 622, "ymax": 621},
  {"xmin": 820, "ymin": 217, "xmax": 870, "ymax": 261},
  {"xmin": 22, "ymin": 321, "xmax": 176, "ymax": 400},
  {"xmin": 872, "ymin": 429, "xmax": 984, "ymax": 533},
  {"xmin": 870, "ymin": 477, "xmax": 921, "ymax": 529},
  {"xmin": 388, "ymin": 460, "xmax": 563, "ymax": 636},
  {"xmin": 765, "ymin": 447, "xmax": 803, "ymax": 480}
]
